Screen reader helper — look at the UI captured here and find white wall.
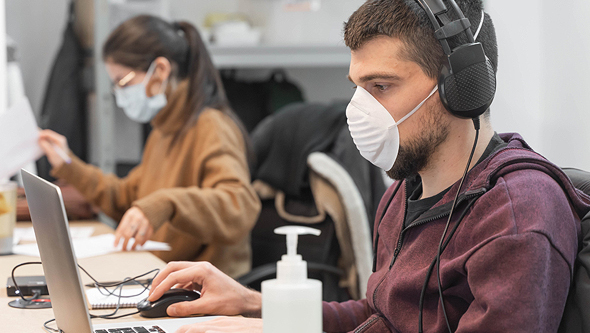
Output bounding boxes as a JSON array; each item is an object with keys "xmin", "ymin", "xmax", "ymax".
[
  {"xmin": 486, "ymin": 2, "xmax": 543, "ymax": 149},
  {"xmin": 487, "ymin": 1, "xmax": 590, "ymax": 170},
  {"xmin": 5, "ymin": 0, "xmax": 68, "ymax": 117},
  {"xmin": 539, "ymin": 1, "xmax": 590, "ymax": 170}
]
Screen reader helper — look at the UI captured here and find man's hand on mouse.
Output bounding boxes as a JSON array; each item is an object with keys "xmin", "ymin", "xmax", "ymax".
[
  {"xmin": 176, "ymin": 317, "xmax": 262, "ymax": 333},
  {"xmin": 149, "ymin": 261, "xmax": 262, "ymax": 318}
]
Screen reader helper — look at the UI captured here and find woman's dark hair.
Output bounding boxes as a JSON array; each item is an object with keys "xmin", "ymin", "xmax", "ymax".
[{"xmin": 102, "ymin": 15, "xmax": 254, "ymax": 166}]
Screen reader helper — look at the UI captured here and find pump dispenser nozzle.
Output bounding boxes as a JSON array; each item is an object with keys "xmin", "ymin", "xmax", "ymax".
[
  {"xmin": 275, "ymin": 226, "xmax": 321, "ymax": 257},
  {"xmin": 273, "ymin": 226, "xmax": 321, "ymax": 283}
]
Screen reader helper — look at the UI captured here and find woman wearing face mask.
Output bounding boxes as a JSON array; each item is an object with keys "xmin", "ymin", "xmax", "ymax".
[{"xmin": 37, "ymin": 15, "xmax": 261, "ymax": 278}]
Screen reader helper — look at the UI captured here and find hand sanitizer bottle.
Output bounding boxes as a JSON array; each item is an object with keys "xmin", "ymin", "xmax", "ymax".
[{"xmin": 262, "ymin": 226, "xmax": 323, "ymax": 333}]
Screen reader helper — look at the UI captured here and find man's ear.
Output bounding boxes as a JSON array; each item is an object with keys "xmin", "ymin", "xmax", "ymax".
[{"xmin": 146, "ymin": 56, "xmax": 172, "ymax": 97}]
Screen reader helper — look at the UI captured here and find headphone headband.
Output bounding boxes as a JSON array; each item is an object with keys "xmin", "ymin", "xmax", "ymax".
[
  {"xmin": 416, "ymin": 0, "xmax": 474, "ymax": 54},
  {"xmin": 414, "ymin": 0, "xmax": 496, "ymax": 119}
]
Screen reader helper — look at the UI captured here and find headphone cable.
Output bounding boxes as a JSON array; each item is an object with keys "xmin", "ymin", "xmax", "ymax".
[
  {"xmin": 418, "ymin": 196, "xmax": 479, "ymax": 332},
  {"xmin": 438, "ymin": 117, "xmax": 480, "ymax": 333},
  {"xmin": 417, "ymin": 117, "xmax": 480, "ymax": 333}
]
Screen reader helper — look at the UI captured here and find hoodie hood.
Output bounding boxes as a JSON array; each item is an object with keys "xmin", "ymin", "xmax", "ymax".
[{"xmin": 410, "ymin": 133, "xmax": 590, "ymax": 226}]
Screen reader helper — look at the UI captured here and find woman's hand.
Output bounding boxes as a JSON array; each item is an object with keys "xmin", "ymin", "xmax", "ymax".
[
  {"xmin": 38, "ymin": 129, "xmax": 71, "ymax": 169},
  {"xmin": 176, "ymin": 317, "xmax": 262, "ymax": 333},
  {"xmin": 114, "ymin": 207, "xmax": 154, "ymax": 250},
  {"xmin": 149, "ymin": 261, "xmax": 262, "ymax": 318}
]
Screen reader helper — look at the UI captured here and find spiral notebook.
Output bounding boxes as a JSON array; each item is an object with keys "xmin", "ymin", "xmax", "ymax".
[{"xmin": 85, "ymin": 287, "xmax": 149, "ymax": 310}]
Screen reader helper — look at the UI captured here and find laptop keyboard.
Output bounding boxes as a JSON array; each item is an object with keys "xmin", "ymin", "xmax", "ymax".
[{"xmin": 94, "ymin": 326, "xmax": 165, "ymax": 333}]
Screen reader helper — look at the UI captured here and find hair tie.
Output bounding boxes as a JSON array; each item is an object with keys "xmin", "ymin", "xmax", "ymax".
[{"xmin": 172, "ymin": 22, "xmax": 185, "ymax": 37}]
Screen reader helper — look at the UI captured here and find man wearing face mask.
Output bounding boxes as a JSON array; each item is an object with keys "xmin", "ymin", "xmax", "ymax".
[
  {"xmin": 37, "ymin": 16, "xmax": 261, "ymax": 279},
  {"xmin": 122, "ymin": 1, "xmax": 590, "ymax": 332}
]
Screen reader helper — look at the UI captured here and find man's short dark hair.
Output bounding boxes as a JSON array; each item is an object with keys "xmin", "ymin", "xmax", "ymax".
[{"xmin": 344, "ymin": 0, "xmax": 498, "ymax": 81}]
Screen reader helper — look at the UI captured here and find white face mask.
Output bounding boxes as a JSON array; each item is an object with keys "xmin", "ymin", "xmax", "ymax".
[
  {"xmin": 346, "ymin": 85, "xmax": 438, "ymax": 170},
  {"xmin": 114, "ymin": 61, "xmax": 168, "ymax": 124}
]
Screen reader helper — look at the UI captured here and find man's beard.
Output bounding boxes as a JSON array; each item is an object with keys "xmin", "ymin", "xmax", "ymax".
[{"xmin": 386, "ymin": 104, "xmax": 450, "ymax": 180}]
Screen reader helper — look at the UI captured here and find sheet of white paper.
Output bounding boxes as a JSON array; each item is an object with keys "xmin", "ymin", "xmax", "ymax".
[
  {"xmin": 12, "ymin": 233, "xmax": 171, "ymax": 258},
  {"xmin": 0, "ymin": 96, "xmax": 43, "ymax": 179},
  {"xmin": 13, "ymin": 226, "xmax": 95, "ymax": 243}
]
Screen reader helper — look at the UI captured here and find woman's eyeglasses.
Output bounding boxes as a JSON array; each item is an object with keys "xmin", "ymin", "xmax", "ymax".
[
  {"xmin": 115, "ymin": 71, "xmax": 136, "ymax": 89},
  {"xmin": 112, "ymin": 70, "xmax": 136, "ymax": 93}
]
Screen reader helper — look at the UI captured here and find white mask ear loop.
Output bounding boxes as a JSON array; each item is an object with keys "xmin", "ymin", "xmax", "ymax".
[
  {"xmin": 390, "ymin": 85, "xmax": 439, "ymax": 128},
  {"xmin": 143, "ymin": 61, "xmax": 168, "ymax": 95},
  {"xmin": 142, "ymin": 61, "xmax": 157, "ymax": 85},
  {"xmin": 474, "ymin": 10, "xmax": 485, "ymax": 41}
]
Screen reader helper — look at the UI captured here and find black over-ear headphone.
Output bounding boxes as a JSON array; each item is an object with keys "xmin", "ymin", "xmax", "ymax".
[{"xmin": 415, "ymin": 0, "xmax": 496, "ymax": 119}]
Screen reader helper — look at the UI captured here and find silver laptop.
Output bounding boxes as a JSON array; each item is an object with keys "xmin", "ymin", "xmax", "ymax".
[{"xmin": 21, "ymin": 169, "xmax": 216, "ymax": 333}]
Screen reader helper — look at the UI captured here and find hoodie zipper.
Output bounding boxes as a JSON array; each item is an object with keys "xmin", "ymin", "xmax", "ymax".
[
  {"xmin": 371, "ymin": 184, "xmax": 486, "ymax": 316},
  {"xmin": 354, "ymin": 316, "xmax": 380, "ymax": 333},
  {"xmin": 372, "ymin": 181, "xmax": 410, "ymax": 316},
  {"xmin": 387, "ymin": 187, "xmax": 487, "ymax": 269}
]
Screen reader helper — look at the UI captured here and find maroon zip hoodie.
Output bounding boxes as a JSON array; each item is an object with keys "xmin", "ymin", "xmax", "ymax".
[{"xmin": 323, "ymin": 133, "xmax": 590, "ymax": 332}]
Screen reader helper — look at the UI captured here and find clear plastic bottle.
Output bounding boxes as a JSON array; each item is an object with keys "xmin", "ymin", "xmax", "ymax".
[{"xmin": 261, "ymin": 226, "xmax": 323, "ymax": 333}]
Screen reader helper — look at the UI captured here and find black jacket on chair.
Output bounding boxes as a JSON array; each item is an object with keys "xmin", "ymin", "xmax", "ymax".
[
  {"xmin": 37, "ymin": 1, "xmax": 87, "ymax": 181},
  {"xmin": 243, "ymin": 102, "xmax": 386, "ymax": 301},
  {"xmin": 560, "ymin": 168, "xmax": 590, "ymax": 333}
]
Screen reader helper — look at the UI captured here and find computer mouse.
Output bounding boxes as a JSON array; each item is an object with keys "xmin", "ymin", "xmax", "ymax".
[{"xmin": 137, "ymin": 288, "xmax": 200, "ymax": 318}]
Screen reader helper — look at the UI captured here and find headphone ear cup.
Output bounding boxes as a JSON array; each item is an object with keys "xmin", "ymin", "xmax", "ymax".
[{"xmin": 438, "ymin": 43, "xmax": 496, "ymax": 119}]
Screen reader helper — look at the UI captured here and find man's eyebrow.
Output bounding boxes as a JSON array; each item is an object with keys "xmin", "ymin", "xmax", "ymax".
[
  {"xmin": 348, "ymin": 73, "xmax": 402, "ymax": 85},
  {"xmin": 362, "ymin": 73, "xmax": 403, "ymax": 83}
]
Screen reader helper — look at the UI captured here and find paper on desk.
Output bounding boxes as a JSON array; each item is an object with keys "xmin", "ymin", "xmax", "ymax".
[
  {"xmin": 85, "ymin": 286, "xmax": 150, "ymax": 309},
  {"xmin": 0, "ymin": 96, "xmax": 43, "ymax": 180},
  {"xmin": 12, "ymin": 233, "xmax": 171, "ymax": 258},
  {"xmin": 13, "ymin": 226, "xmax": 95, "ymax": 243}
]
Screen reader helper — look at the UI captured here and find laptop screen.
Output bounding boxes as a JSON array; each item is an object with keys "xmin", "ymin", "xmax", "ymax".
[{"xmin": 21, "ymin": 169, "xmax": 94, "ymax": 333}]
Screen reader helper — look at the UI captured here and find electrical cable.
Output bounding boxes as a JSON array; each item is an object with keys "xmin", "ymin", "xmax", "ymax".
[
  {"xmin": 437, "ymin": 117, "xmax": 480, "ymax": 333},
  {"xmin": 417, "ymin": 117, "xmax": 481, "ymax": 333},
  {"xmin": 43, "ymin": 318, "xmax": 60, "ymax": 333},
  {"xmin": 77, "ymin": 264, "xmax": 159, "ymax": 298},
  {"xmin": 418, "ymin": 196, "xmax": 479, "ymax": 332},
  {"xmin": 80, "ymin": 265, "xmax": 159, "ymax": 319},
  {"xmin": 11, "ymin": 261, "xmax": 43, "ymax": 301},
  {"xmin": 10, "ymin": 261, "xmax": 159, "ymax": 331}
]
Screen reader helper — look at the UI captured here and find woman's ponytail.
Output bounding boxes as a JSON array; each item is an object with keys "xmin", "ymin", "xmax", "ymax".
[
  {"xmin": 176, "ymin": 21, "xmax": 254, "ymax": 168},
  {"xmin": 176, "ymin": 21, "xmax": 230, "ymax": 122}
]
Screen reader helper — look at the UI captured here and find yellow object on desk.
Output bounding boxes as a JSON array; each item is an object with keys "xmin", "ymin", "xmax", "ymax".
[{"xmin": 0, "ymin": 193, "xmax": 9, "ymax": 215}]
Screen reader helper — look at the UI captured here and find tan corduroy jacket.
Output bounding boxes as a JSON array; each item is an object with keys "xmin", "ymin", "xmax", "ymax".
[{"xmin": 52, "ymin": 81, "xmax": 261, "ymax": 278}]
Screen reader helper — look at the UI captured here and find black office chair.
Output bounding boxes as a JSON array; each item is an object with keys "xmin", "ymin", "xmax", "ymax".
[
  {"xmin": 238, "ymin": 102, "xmax": 386, "ymax": 302},
  {"xmin": 559, "ymin": 168, "xmax": 590, "ymax": 333}
]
